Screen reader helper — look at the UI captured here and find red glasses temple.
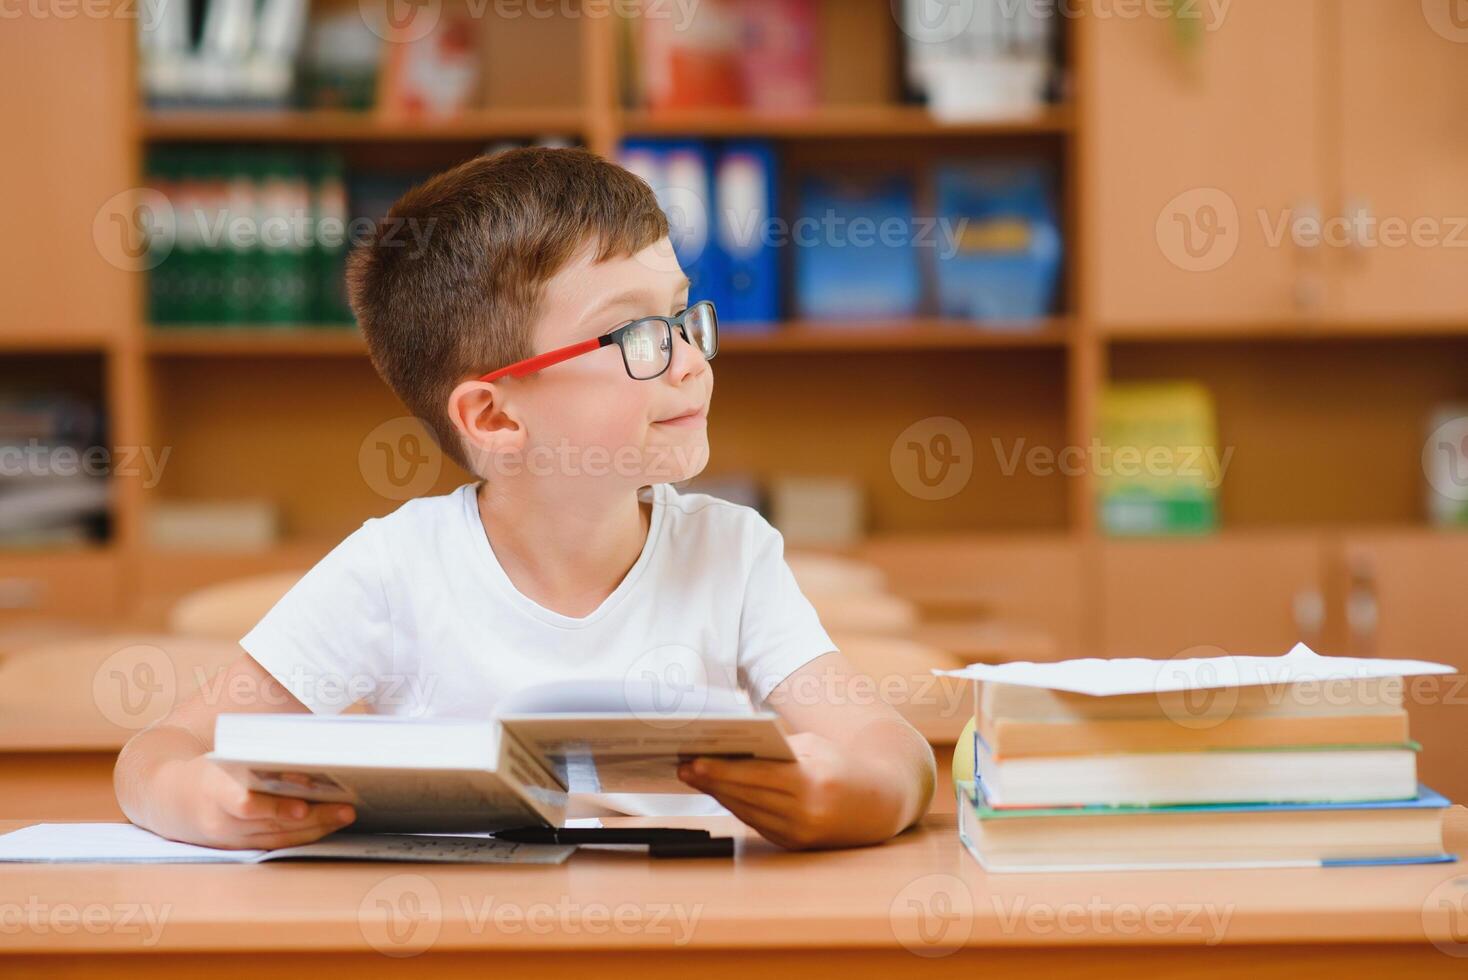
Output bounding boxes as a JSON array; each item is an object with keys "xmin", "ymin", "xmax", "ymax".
[{"xmin": 476, "ymin": 335, "xmax": 612, "ymax": 384}]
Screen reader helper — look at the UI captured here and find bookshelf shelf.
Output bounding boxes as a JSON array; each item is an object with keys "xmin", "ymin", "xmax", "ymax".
[
  {"xmin": 618, "ymin": 105, "xmax": 1073, "ymax": 139},
  {"xmin": 145, "ymin": 320, "xmax": 1070, "ymax": 357},
  {"xmin": 0, "ymin": 333, "xmax": 117, "ymax": 353},
  {"xmin": 1101, "ymin": 320, "xmax": 1468, "ymax": 343},
  {"xmin": 146, "ymin": 328, "xmax": 366, "ymax": 357},
  {"xmin": 721, "ymin": 319, "xmax": 1070, "ymax": 351},
  {"xmin": 141, "ymin": 108, "xmax": 588, "ymax": 143}
]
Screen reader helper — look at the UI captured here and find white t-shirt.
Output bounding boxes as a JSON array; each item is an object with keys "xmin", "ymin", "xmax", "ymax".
[{"xmin": 240, "ymin": 482, "xmax": 837, "ymax": 816}]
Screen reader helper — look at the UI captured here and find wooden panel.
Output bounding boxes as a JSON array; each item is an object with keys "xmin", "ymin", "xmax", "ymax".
[
  {"xmin": 1333, "ymin": 530, "xmax": 1468, "ymax": 806},
  {"xmin": 708, "ymin": 350, "xmax": 1071, "ymax": 534},
  {"xmin": 148, "ymin": 358, "xmax": 474, "ymax": 542},
  {"xmin": 853, "ymin": 533, "xmax": 1085, "ymax": 657},
  {"xmin": 3, "ymin": 946, "xmax": 1467, "ymax": 980},
  {"xmin": 0, "ymin": 13, "xmax": 133, "ymax": 344},
  {"xmin": 1080, "ymin": 2, "xmax": 1323, "ymax": 326},
  {"xmin": 0, "ymin": 752, "xmax": 121, "ymax": 821},
  {"xmin": 1099, "ymin": 532, "xmax": 1327, "ymax": 658},
  {"xmin": 0, "ymin": 550, "xmax": 121, "ymax": 624},
  {"xmin": 817, "ymin": 0, "xmax": 897, "ymax": 105},
  {"xmin": 1328, "ymin": 4, "xmax": 1468, "ymax": 323},
  {"xmin": 476, "ymin": 0, "xmax": 585, "ymax": 109}
]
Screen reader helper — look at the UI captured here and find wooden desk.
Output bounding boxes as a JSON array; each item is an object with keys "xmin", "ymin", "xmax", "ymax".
[{"xmin": 3, "ymin": 813, "xmax": 1467, "ymax": 977}]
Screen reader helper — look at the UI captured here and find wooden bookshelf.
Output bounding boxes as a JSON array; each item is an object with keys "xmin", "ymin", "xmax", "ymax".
[
  {"xmin": 144, "ymin": 320, "xmax": 1071, "ymax": 357},
  {"xmin": 618, "ymin": 105, "xmax": 1073, "ymax": 139},
  {"xmin": 8, "ymin": 2, "xmax": 1468, "ymax": 791},
  {"xmin": 141, "ymin": 108, "xmax": 588, "ymax": 143},
  {"xmin": 146, "ymin": 329, "xmax": 366, "ymax": 357}
]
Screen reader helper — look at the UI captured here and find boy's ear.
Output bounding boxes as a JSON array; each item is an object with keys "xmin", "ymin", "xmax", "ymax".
[{"xmin": 446, "ymin": 379, "xmax": 525, "ymax": 467}]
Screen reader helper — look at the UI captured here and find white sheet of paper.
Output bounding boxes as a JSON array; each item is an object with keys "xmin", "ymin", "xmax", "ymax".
[
  {"xmin": 0, "ymin": 823, "xmax": 576, "ymax": 865},
  {"xmin": 0, "ymin": 823, "xmax": 263, "ymax": 863},
  {"xmin": 931, "ymin": 642, "xmax": 1456, "ymax": 696}
]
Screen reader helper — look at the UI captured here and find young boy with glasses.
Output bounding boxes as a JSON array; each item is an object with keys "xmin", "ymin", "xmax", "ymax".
[{"xmin": 115, "ymin": 148, "xmax": 935, "ymax": 851}]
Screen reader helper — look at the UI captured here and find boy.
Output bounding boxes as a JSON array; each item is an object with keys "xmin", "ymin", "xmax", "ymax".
[{"xmin": 115, "ymin": 148, "xmax": 935, "ymax": 851}]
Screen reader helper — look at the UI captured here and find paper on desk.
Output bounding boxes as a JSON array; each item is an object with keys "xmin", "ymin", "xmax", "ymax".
[
  {"xmin": 931, "ymin": 642, "xmax": 1455, "ymax": 697},
  {"xmin": 0, "ymin": 823, "xmax": 574, "ymax": 865}
]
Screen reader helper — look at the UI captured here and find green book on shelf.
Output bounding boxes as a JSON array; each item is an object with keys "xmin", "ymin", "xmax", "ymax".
[{"xmin": 1097, "ymin": 381, "xmax": 1220, "ymax": 535}]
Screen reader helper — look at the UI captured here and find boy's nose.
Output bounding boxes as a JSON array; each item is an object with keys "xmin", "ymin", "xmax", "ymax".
[{"xmin": 667, "ymin": 329, "xmax": 710, "ymax": 384}]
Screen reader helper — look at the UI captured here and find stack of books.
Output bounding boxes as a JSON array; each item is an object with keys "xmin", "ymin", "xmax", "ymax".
[{"xmin": 939, "ymin": 644, "xmax": 1457, "ymax": 872}]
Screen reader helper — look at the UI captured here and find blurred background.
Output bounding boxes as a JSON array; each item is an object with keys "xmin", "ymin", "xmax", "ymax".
[{"xmin": 0, "ymin": 0, "xmax": 1465, "ymax": 814}]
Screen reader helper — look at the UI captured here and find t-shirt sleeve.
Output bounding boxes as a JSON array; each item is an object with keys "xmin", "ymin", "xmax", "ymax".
[
  {"xmin": 239, "ymin": 520, "xmax": 395, "ymax": 715},
  {"xmin": 736, "ymin": 516, "xmax": 838, "ymax": 706}
]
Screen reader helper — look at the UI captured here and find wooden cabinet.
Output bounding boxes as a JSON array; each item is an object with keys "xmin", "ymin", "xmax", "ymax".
[
  {"xmin": 1333, "ymin": 531, "xmax": 1468, "ymax": 804},
  {"xmin": 1098, "ymin": 533, "xmax": 1328, "ymax": 657},
  {"xmin": 1329, "ymin": 5, "xmax": 1468, "ymax": 324},
  {"xmin": 0, "ymin": 16, "xmax": 134, "ymax": 345},
  {"xmin": 1084, "ymin": 1, "xmax": 1468, "ymax": 330},
  {"xmin": 1081, "ymin": 2, "xmax": 1324, "ymax": 327}
]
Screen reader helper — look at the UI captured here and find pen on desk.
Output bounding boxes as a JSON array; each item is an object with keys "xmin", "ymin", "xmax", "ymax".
[{"xmin": 491, "ymin": 827, "xmax": 713, "ymax": 845}]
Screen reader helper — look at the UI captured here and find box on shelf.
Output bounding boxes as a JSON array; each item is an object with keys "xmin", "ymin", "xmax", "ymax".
[
  {"xmin": 793, "ymin": 174, "xmax": 922, "ymax": 320},
  {"xmin": 146, "ymin": 500, "xmax": 281, "ymax": 551},
  {"xmin": 933, "ymin": 161, "xmax": 1062, "ymax": 324}
]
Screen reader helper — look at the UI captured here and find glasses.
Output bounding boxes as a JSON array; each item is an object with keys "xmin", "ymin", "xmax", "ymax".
[{"xmin": 477, "ymin": 301, "xmax": 719, "ymax": 384}]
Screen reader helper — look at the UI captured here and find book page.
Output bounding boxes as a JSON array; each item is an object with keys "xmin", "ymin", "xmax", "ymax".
[
  {"xmin": 934, "ymin": 643, "xmax": 1455, "ymax": 697},
  {"xmin": 500, "ymin": 714, "xmax": 794, "ymax": 793}
]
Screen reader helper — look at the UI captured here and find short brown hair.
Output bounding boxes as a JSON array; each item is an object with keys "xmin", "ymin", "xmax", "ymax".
[{"xmin": 347, "ymin": 147, "xmax": 669, "ymax": 469}]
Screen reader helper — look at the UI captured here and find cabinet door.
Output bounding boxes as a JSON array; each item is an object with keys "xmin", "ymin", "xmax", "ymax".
[
  {"xmin": 1081, "ymin": 2, "xmax": 1325, "ymax": 327},
  {"xmin": 0, "ymin": 16, "xmax": 134, "ymax": 343},
  {"xmin": 1336, "ymin": 532, "xmax": 1468, "ymax": 805},
  {"xmin": 1328, "ymin": 5, "xmax": 1468, "ymax": 323},
  {"xmin": 1099, "ymin": 533, "xmax": 1328, "ymax": 658}
]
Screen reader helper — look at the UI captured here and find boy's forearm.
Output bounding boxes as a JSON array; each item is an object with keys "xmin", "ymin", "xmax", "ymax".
[
  {"xmin": 114, "ymin": 725, "xmax": 208, "ymax": 831},
  {"xmin": 850, "ymin": 717, "xmax": 936, "ymax": 838}
]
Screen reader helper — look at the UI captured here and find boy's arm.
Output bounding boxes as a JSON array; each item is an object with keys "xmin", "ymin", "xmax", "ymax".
[
  {"xmin": 114, "ymin": 653, "xmax": 356, "ymax": 849},
  {"xmin": 677, "ymin": 651, "xmax": 936, "ymax": 850}
]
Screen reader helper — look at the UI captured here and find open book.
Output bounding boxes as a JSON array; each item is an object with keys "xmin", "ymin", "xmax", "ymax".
[{"xmin": 208, "ymin": 678, "xmax": 793, "ymax": 833}]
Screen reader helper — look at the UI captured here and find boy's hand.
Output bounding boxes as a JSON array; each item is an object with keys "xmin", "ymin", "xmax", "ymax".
[
  {"xmin": 676, "ymin": 731, "xmax": 911, "ymax": 850},
  {"xmin": 155, "ymin": 756, "xmax": 357, "ymax": 850}
]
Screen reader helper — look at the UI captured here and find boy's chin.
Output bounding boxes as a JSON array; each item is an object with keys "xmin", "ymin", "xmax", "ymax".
[{"xmin": 642, "ymin": 434, "xmax": 710, "ymax": 485}]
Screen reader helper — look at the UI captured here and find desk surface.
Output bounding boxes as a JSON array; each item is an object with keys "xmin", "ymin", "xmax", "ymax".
[{"xmin": 3, "ymin": 811, "xmax": 1468, "ymax": 959}]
